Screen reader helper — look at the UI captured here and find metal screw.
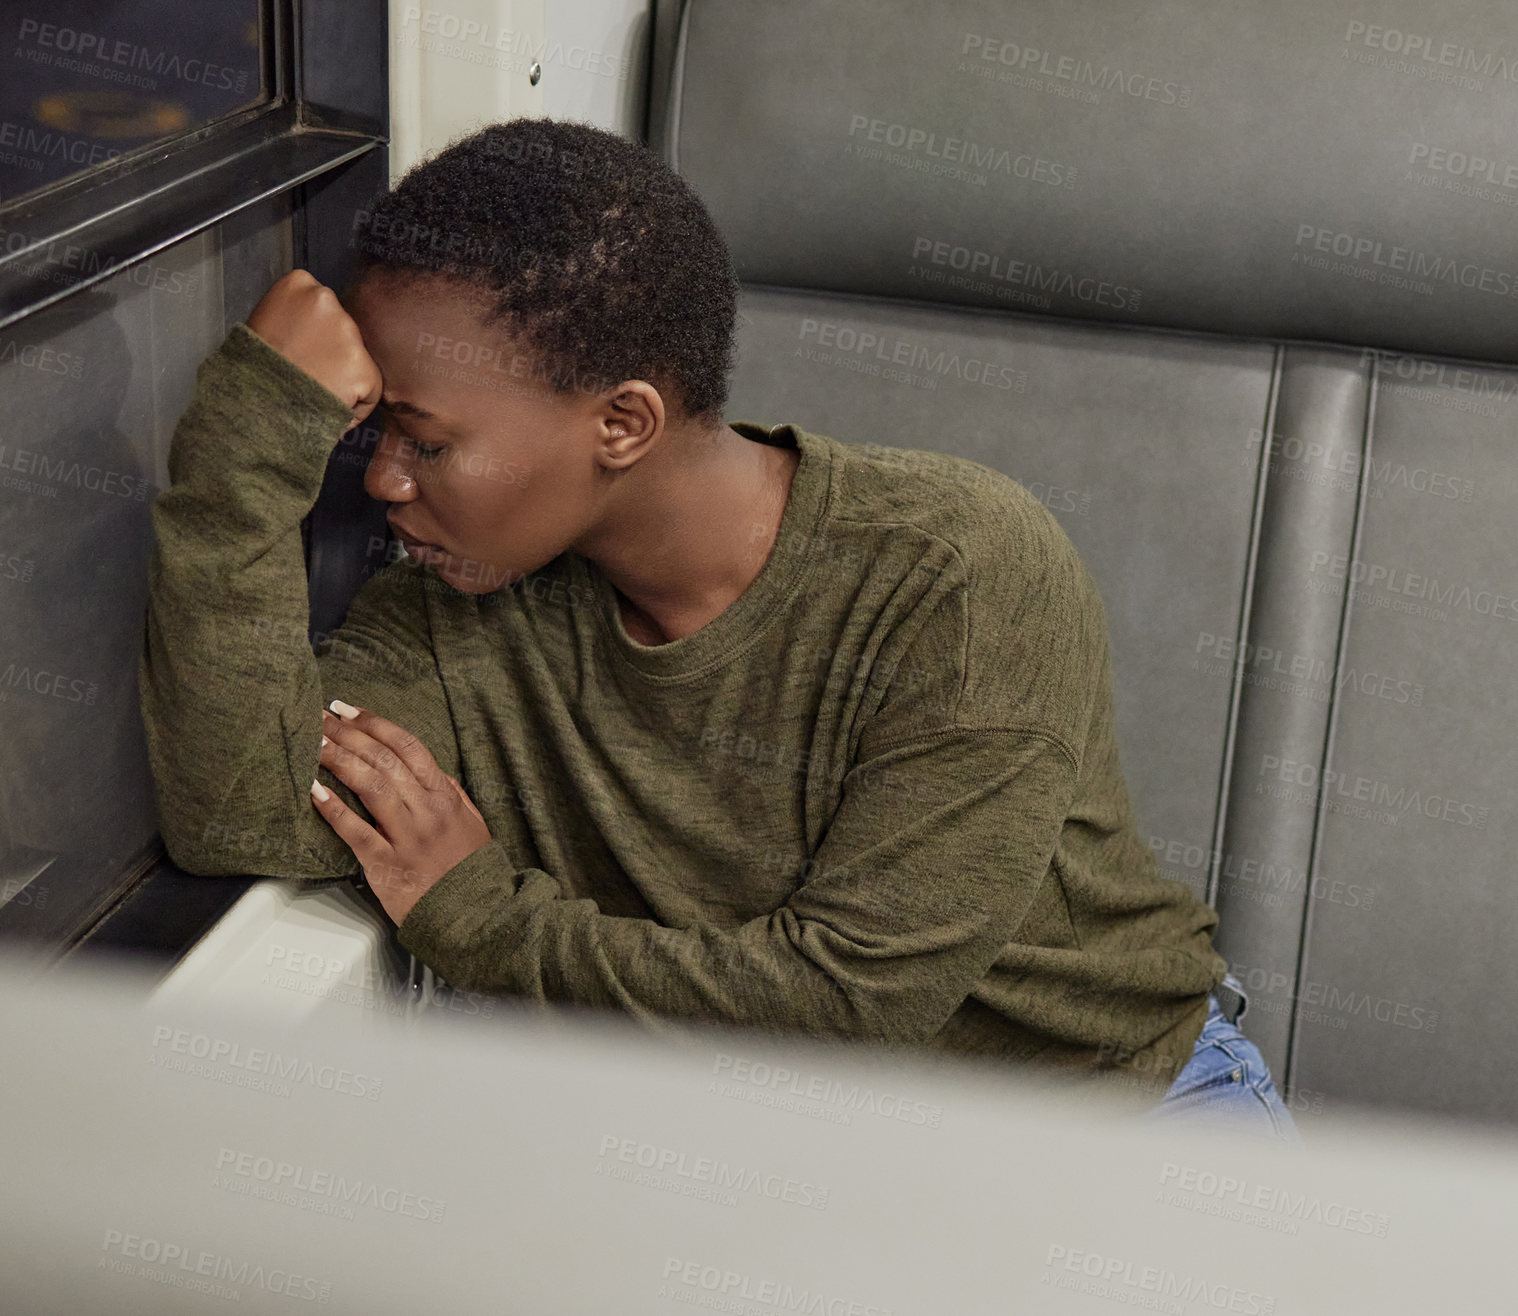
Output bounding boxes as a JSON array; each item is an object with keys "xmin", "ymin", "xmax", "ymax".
[{"xmin": 529, "ymin": 60, "xmax": 541, "ymax": 86}]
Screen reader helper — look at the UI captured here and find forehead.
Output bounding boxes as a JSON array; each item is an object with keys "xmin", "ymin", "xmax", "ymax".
[
  {"xmin": 345, "ymin": 271, "xmax": 501, "ymax": 359},
  {"xmin": 345, "ymin": 270, "xmax": 563, "ymax": 408}
]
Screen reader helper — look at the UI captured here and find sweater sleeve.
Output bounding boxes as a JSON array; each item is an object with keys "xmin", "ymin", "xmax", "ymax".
[
  {"xmin": 396, "ymin": 726, "xmax": 1080, "ymax": 1047},
  {"xmin": 138, "ymin": 323, "xmax": 459, "ymax": 881}
]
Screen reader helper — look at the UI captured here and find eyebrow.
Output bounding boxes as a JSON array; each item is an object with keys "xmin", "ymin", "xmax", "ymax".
[{"xmin": 381, "ymin": 394, "xmax": 439, "ymax": 422}]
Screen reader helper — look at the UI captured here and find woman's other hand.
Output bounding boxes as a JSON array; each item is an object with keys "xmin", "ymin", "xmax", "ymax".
[{"xmin": 310, "ymin": 701, "xmax": 492, "ymax": 925}]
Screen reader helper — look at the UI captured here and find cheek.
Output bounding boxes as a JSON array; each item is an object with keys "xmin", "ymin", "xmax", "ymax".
[{"xmin": 426, "ymin": 459, "xmax": 528, "ymax": 537}]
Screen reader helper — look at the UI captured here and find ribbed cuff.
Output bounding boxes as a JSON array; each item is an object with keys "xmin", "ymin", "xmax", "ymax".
[{"xmin": 396, "ymin": 839, "xmax": 518, "ymax": 978}]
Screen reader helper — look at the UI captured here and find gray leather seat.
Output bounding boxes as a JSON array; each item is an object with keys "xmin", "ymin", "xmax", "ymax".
[{"xmin": 646, "ymin": 0, "xmax": 1518, "ymax": 1125}]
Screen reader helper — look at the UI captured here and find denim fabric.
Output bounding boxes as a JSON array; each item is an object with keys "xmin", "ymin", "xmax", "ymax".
[{"xmin": 1145, "ymin": 973, "xmax": 1301, "ymax": 1144}]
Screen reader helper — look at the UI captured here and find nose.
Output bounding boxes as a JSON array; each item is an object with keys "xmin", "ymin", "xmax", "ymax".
[{"xmin": 364, "ymin": 420, "xmax": 418, "ymax": 504}]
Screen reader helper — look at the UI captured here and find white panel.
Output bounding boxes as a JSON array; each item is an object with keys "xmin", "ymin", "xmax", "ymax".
[
  {"xmin": 541, "ymin": 0, "xmax": 651, "ymax": 134},
  {"xmin": 8, "ymin": 955, "xmax": 1518, "ymax": 1312},
  {"xmin": 388, "ymin": 0, "xmax": 549, "ymax": 182},
  {"xmin": 152, "ymin": 878, "xmax": 409, "ymax": 1033}
]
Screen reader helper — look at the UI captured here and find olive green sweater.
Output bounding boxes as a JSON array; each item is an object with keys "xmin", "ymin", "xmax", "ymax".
[{"xmin": 140, "ymin": 323, "xmax": 1227, "ymax": 1095}]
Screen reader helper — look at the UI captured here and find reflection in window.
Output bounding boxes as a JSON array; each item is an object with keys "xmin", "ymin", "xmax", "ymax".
[
  {"xmin": 0, "ymin": 193, "xmax": 292, "ymax": 941},
  {"xmin": 0, "ymin": 1, "xmax": 267, "ymax": 206}
]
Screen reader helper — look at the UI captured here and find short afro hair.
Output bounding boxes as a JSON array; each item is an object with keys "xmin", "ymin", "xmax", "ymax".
[{"xmin": 351, "ymin": 118, "xmax": 739, "ymax": 427}]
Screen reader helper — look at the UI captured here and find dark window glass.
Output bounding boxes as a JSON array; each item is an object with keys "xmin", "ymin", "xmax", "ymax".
[
  {"xmin": 0, "ymin": 1, "xmax": 268, "ymax": 207},
  {"xmin": 0, "ymin": 191, "xmax": 293, "ymax": 942}
]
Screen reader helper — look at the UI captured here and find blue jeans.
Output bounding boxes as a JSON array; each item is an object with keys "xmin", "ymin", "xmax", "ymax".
[{"xmin": 1144, "ymin": 973, "xmax": 1301, "ymax": 1144}]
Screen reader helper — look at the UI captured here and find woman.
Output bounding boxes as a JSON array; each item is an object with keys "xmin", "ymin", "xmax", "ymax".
[{"xmin": 139, "ymin": 117, "xmax": 1295, "ymax": 1142}]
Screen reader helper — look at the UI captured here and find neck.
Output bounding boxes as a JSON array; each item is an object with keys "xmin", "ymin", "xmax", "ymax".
[{"xmin": 577, "ymin": 424, "xmax": 800, "ymax": 646}]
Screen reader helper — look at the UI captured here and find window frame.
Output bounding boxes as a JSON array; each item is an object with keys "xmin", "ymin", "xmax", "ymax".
[
  {"xmin": 1, "ymin": 0, "xmax": 386, "ymax": 328},
  {"xmin": 0, "ymin": 0, "xmax": 388, "ymax": 967}
]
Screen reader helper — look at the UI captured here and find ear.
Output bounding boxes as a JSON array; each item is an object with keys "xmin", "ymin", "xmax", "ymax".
[{"xmin": 598, "ymin": 380, "xmax": 664, "ymax": 466}]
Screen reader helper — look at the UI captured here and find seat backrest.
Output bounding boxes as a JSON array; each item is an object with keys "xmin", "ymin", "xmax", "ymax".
[{"xmin": 650, "ymin": 0, "xmax": 1518, "ymax": 1127}]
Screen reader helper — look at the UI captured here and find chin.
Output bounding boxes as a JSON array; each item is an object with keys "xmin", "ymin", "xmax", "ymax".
[{"xmin": 430, "ymin": 552, "xmax": 525, "ymax": 595}]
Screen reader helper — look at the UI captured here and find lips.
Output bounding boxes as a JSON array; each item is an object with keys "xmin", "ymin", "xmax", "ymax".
[{"xmin": 387, "ymin": 519, "xmax": 446, "ymax": 561}]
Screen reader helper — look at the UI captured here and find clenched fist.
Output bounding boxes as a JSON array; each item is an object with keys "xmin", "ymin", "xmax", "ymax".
[{"xmin": 245, "ymin": 269, "xmax": 383, "ymax": 432}]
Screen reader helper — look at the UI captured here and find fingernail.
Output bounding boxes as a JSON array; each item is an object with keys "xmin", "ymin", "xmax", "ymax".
[
  {"xmin": 320, "ymin": 735, "xmax": 330, "ymax": 747},
  {"xmin": 328, "ymin": 699, "xmax": 360, "ymax": 719},
  {"xmin": 310, "ymin": 779, "xmax": 331, "ymax": 802}
]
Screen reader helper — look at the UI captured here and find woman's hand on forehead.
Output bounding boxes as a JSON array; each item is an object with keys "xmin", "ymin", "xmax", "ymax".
[{"xmin": 246, "ymin": 269, "xmax": 384, "ymax": 433}]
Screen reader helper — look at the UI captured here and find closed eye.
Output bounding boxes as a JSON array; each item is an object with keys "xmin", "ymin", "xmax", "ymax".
[
  {"xmin": 377, "ymin": 404, "xmax": 445, "ymax": 460},
  {"xmin": 405, "ymin": 436, "xmax": 445, "ymax": 460}
]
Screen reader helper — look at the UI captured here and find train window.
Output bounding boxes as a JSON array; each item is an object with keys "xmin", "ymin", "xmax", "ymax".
[
  {"xmin": 0, "ymin": 192, "xmax": 293, "ymax": 943},
  {"xmin": 0, "ymin": 0, "xmax": 385, "ymax": 957},
  {"xmin": 0, "ymin": 1, "xmax": 270, "ymax": 208}
]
